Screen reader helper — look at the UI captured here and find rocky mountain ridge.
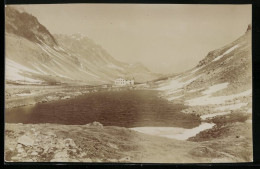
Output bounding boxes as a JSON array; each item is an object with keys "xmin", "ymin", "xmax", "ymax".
[{"xmin": 5, "ymin": 6, "xmax": 57, "ymax": 47}]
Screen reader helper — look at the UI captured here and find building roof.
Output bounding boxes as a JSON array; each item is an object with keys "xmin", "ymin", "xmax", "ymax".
[{"xmin": 115, "ymin": 77, "xmax": 134, "ymax": 80}]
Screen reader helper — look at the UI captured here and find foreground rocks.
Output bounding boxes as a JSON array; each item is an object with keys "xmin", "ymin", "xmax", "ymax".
[{"xmin": 5, "ymin": 121, "xmax": 252, "ymax": 163}]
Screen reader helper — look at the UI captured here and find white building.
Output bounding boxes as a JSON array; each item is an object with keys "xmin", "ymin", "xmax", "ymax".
[{"xmin": 114, "ymin": 77, "xmax": 134, "ymax": 86}]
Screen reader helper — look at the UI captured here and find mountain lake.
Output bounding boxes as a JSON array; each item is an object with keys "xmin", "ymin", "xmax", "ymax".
[{"xmin": 5, "ymin": 90, "xmax": 201, "ymax": 128}]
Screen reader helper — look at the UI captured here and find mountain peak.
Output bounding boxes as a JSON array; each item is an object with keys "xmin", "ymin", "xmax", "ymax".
[
  {"xmin": 70, "ymin": 33, "xmax": 88, "ymax": 40},
  {"xmin": 5, "ymin": 6, "xmax": 57, "ymax": 46}
]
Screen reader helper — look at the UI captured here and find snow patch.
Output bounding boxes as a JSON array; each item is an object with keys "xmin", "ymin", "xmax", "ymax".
[
  {"xmin": 164, "ymin": 89, "xmax": 183, "ymax": 96},
  {"xmin": 158, "ymin": 74, "xmax": 202, "ymax": 91},
  {"xmin": 81, "ymin": 70, "xmax": 100, "ymax": 79},
  {"xmin": 58, "ymin": 47, "xmax": 66, "ymax": 52},
  {"xmin": 131, "ymin": 123, "xmax": 214, "ymax": 140},
  {"xmin": 71, "ymin": 33, "xmax": 86, "ymax": 40},
  {"xmin": 186, "ymin": 89, "xmax": 251, "ymax": 106},
  {"xmin": 168, "ymin": 95, "xmax": 184, "ymax": 101},
  {"xmin": 32, "ymin": 64, "xmax": 47, "ymax": 75},
  {"xmin": 52, "ymin": 59, "xmax": 63, "ymax": 67},
  {"xmin": 47, "ymin": 47, "xmax": 64, "ymax": 59},
  {"xmin": 5, "ymin": 59, "xmax": 43, "ymax": 83},
  {"xmin": 187, "ymin": 88, "xmax": 205, "ymax": 93},
  {"xmin": 56, "ymin": 73, "xmax": 72, "ymax": 80},
  {"xmin": 40, "ymin": 64, "xmax": 57, "ymax": 74},
  {"xmin": 214, "ymin": 103, "xmax": 248, "ymax": 111},
  {"xmin": 186, "ymin": 95, "xmax": 221, "ymax": 106},
  {"xmin": 6, "ymin": 59, "xmax": 39, "ymax": 74},
  {"xmin": 40, "ymin": 64, "xmax": 71, "ymax": 79},
  {"xmin": 38, "ymin": 42, "xmax": 66, "ymax": 60},
  {"xmin": 107, "ymin": 64, "xmax": 124, "ymax": 71},
  {"xmin": 202, "ymin": 83, "xmax": 229, "ymax": 95},
  {"xmin": 16, "ymin": 93, "xmax": 34, "ymax": 97},
  {"xmin": 190, "ymin": 65, "xmax": 205, "ymax": 74},
  {"xmin": 213, "ymin": 45, "xmax": 239, "ymax": 62},
  {"xmin": 200, "ymin": 112, "xmax": 230, "ymax": 120},
  {"xmin": 36, "ymin": 43, "xmax": 52, "ymax": 56},
  {"xmin": 53, "ymin": 46, "xmax": 60, "ymax": 51}
]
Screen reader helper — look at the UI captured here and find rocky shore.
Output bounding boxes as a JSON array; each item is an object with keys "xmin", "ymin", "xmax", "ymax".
[{"xmin": 5, "ymin": 85, "xmax": 91, "ymax": 109}]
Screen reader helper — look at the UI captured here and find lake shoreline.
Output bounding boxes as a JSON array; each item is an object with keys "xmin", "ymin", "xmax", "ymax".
[
  {"xmin": 5, "ymin": 84, "xmax": 217, "ymax": 142},
  {"xmin": 5, "ymin": 88, "xmax": 200, "ymax": 129}
]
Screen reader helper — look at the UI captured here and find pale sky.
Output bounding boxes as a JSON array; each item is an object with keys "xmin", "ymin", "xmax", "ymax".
[{"xmin": 12, "ymin": 4, "xmax": 251, "ymax": 74}]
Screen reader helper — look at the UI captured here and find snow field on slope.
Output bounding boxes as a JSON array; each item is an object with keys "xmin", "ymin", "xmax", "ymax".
[
  {"xmin": 107, "ymin": 63, "xmax": 124, "ymax": 71},
  {"xmin": 202, "ymin": 83, "xmax": 229, "ymax": 95},
  {"xmin": 6, "ymin": 59, "xmax": 43, "ymax": 83},
  {"xmin": 157, "ymin": 74, "xmax": 202, "ymax": 91},
  {"xmin": 214, "ymin": 102, "xmax": 248, "ymax": 111},
  {"xmin": 200, "ymin": 112, "xmax": 231, "ymax": 120},
  {"xmin": 213, "ymin": 45, "xmax": 239, "ymax": 62},
  {"xmin": 185, "ymin": 89, "xmax": 251, "ymax": 106}
]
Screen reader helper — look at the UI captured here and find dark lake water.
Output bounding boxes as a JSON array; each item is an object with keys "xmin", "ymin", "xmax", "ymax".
[{"xmin": 5, "ymin": 90, "xmax": 201, "ymax": 128}]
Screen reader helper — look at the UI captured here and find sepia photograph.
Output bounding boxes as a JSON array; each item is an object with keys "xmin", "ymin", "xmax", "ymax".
[{"xmin": 4, "ymin": 4, "xmax": 252, "ymax": 163}]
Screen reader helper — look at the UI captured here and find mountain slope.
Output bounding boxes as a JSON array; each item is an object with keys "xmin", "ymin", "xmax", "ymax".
[
  {"xmin": 54, "ymin": 34, "xmax": 160, "ymax": 83},
  {"xmin": 155, "ymin": 24, "xmax": 252, "ymax": 124},
  {"xmin": 5, "ymin": 6, "xmax": 159, "ymax": 85},
  {"xmin": 157, "ymin": 25, "xmax": 252, "ymax": 108},
  {"xmin": 152, "ymin": 25, "xmax": 252, "ymax": 162}
]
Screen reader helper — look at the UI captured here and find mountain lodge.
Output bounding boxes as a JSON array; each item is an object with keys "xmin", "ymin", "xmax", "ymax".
[{"xmin": 114, "ymin": 77, "xmax": 134, "ymax": 86}]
